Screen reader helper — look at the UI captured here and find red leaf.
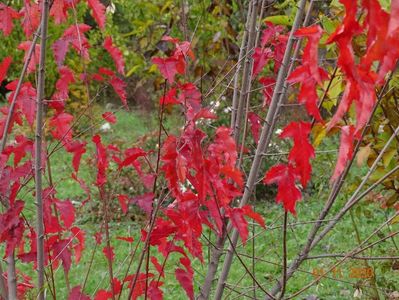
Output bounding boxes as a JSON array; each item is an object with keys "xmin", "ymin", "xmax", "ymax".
[
  {"xmin": 68, "ymin": 286, "xmax": 91, "ymax": 300},
  {"xmin": 71, "ymin": 227, "xmax": 85, "ymax": 263},
  {"xmin": 0, "ymin": 57, "xmax": 12, "ymax": 83},
  {"xmin": 160, "ymin": 88, "xmax": 179, "ymax": 105},
  {"xmin": 104, "ymin": 36, "xmax": 125, "ymax": 74},
  {"xmin": 117, "ymin": 194, "xmax": 128, "ymax": 214},
  {"xmin": 87, "ymin": 0, "xmax": 106, "ymax": 29},
  {"xmin": 175, "ymin": 268, "xmax": 194, "ymax": 300},
  {"xmin": 0, "ymin": 4, "xmax": 20, "ymax": 36},
  {"xmin": 54, "ymin": 199, "xmax": 75, "ymax": 228},
  {"xmin": 50, "ymin": 0, "xmax": 71, "ymax": 24},
  {"xmin": 7, "ymin": 82, "xmax": 37, "ymax": 126},
  {"xmin": 331, "ymin": 125, "xmax": 355, "ymax": 182},
  {"xmin": 51, "ymin": 66, "xmax": 75, "ymax": 112},
  {"xmin": 152, "ymin": 57, "xmax": 183, "ymax": 83},
  {"xmin": 53, "ymin": 239, "xmax": 72, "ymax": 273},
  {"xmin": 18, "ymin": 41, "xmax": 40, "ymax": 74},
  {"xmin": 247, "ymin": 112, "xmax": 262, "ymax": 144},
  {"xmin": 66, "ymin": 141, "xmax": 87, "ymax": 173},
  {"xmin": 50, "ymin": 113, "xmax": 74, "ymax": 142},
  {"xmin": 93, "ymin": 135, "xmax": 108, "ymax": 186},
  {"xmin": 116, "ymin": 236, "xmax": 134, "ymax": 243},
  {"xmin": 227, "ymin": 207, "xmax": 250, "ymax": 244},
  {"xmin": 53, "ymin": 24, "xmax": 91, "ymax": 67},
  {"xmin": 259, "ymin": 76, "xmax": 275, "ymax": 106},
  {"xmin": 109, "ymin": 76, "xmax": 127, "ymax": 107},
  {"xmin": 242, "ymin": 205, "xmax": 265, "ymax": 228},
  {"xmin": 20, "ymin": 0, "xmax": 40, "ymax": 38},
  {"xmin": 264, "ymin": 164, "xmax": 302, "ymax": 215},
  {"xmin": 102, "ymin": 111, "xmax": 117, "ymax": 124},
  {"xmin": 102, "ymin": 246, "xmax": 115, "ymax": 262},
  {"xmin": 252, "ymin": 47, "xmax": 272, "ymax": 78},
  {"xmin": 279, "ymin": 121, "xmax": 315, "ymax": 187},
  {"xmin": 94, "ymin": 290, "xmax": 112, "ymax": 300},
  {"xmin": 151, "ymin": 256, "xmax": 164, "ymax": 277}
]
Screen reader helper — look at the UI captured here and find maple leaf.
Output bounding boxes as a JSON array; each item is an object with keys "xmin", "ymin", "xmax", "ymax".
[
  {"xmin": 68, "ymin": 286, "xmax": 91, "ymax": 300},
  {"xmin": 0, "ymin": 3, "xmax": 20, "ymax": 36},
  {"xmin": 116, "ymin": 236, "xmax": 134, "ymax": 243},
  {"xmin": 247, "ymin": 112, "xmax": 262, "ymax": 144},
  {"xmin": 93, "ymin": 135, "xmax": 108, "ymax": 186},
  {"xmin": 50, "ymin": 113, "xmax": 74, "ymax": 142},
  {"xmin": 175, "ymin": 268, "xmax": 194, "ymax": 300},
  {"xmin": 331, "ymin": 125, "xmax": 355, "ymax": 182},
  {"xmin": 109, "ymin": 76, "xmax": 127, "ymax": 106},
  {"xmin": 53, "ymin": 24, "xmax": 92, "ymax": 67},
  {"xmin": 260, "ymin": 21, "xmax": 284, "ymax": 47},
  {"xmin": 71, "ymin": 226, "xmax": 85, "ymax": 263},
  {"xmin": 0, "ymin": 57, "xmax": 12, "ymax": 84},
  {"xmin": 102, "ymin": 111, "xmax": 117, "ymax": 124},
  {"xmin": 102, "ymin": 245, "xmax": 115, "ymax": 262},
  {"xmin": 117, "ymin": 194, "xmax": 128, "ymax": 214},
  {"xmin": 279, "ymin": 121, "xmax": 315, "ymax": 187},
  {"xmin": 6, "ymin": 82, "xmax": 37, "ymax": 126},
  {"xmin": 55, "ymin": 199, "xmax": 75, "ymax": 228},
  {"xmin": 287, "ymin": 25, "xmax": 328, "ymax": 121},
  {"xmin": 0, "ymin": 200, "xmax": 25, "ymax": 257},
  {"xmin": 20, "ymin": 0, "xmax": 40, "ymax": 37},
  {"xmin": 160, "ymin": 88, "xmax": 179, "ymax": 105},
  {"xmin": 18, "ymin": 41, "xmax": 40, "ymax": 74},
  {"xmin": 88, "ymin": 0, "xmax": 106, "ymax": 29},
  {"xmin": 252, "ymin": 47, "xmax": 272, "ymax": 78},
  {"xmin": 264, "ymin": 164, "xmax": 302, "ymax": 215},
  {"xmin": 259, "ymin": 76, "xmax": 275, "ymax": 106},
  {"xmin": 66, "ymin": 141, "xmax": 87, "ymax": 173},
  {"xmin": 104, "ymin": 36, "xmax": 125, "ymax": 74},
  {"xmin": 51, "ymin": 66, "xmax": 75, "ymax": 112},
  {"xmin": 52, "ymin": 239, "xmax": 72, "ymax": 273},
  {"xmin": 50, "ymin": 0, "xmax": 71, "ymax": 24},
  {"xmin": 152, "ymin": 57, "xmax": 184, "ymax": 83}
]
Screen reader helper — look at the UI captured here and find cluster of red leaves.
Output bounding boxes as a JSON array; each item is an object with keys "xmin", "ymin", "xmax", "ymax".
[
  {"xmin": 0, "ymin": 1, "xmax": 130, "ymax": 298},
  {"xmin": 253, "ymin": 22, "xmax": 287, "ymax": 106},
  {"xmin": 326, "ymin": 0, "xmax": 399, "ymax": 180},
  {"xmin": 263, "ymin": 0, "xmax": 399, "ymax": 214},
  {"xmin": 142, "ymin": 38, "xmax": 265, "ymax": 299}
]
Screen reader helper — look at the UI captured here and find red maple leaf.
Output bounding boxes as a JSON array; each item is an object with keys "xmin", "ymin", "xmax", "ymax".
[
  {"xmin": 18, "ymin": 41, "xmax": 40, "ymax": 74},
  {"xmin": 279, "ymin": 121, "xmax": 315, "ymax": 188},
  {"xmin": 20, "ymin": 0, "xmax": 40, "ymax": 38},
  {"xmin": 50, "ymin": 0, "xmax": 72, "ymax": 24},
  {"xmin": 93, "ymin": 135, "xmax": 108, "ymax": 186},
  {"xmin": 247, "ymin": 112, "xmax": 262, "ymax": 144},
  {"xmin": 152, "ymin": 57, "xmax": 184, "ymax": 83},
  {"xmin": 68, "ymin": 286, "xmax": 91, "ymax": 300},
  {"xmin": 50, "ymin": 112, "xmax": 74, "ymax": 142},
  {"xmin": 175, "ymin": 268, "xmax": 194, "ymax": 300},
  {"xmin": 104, "ymin": 36, "xmax": 125, "ymax": 75},
  {"xmin": 109, "ymin": 76, "xmax": 127, "ymax": 107},
  {"xmin": 259, "ymin": 76, "xmax": 275, "ymax": 106},
  {"xmin": 102, "ymin": 111, "xmax": 117, "ymax": 124},
  {"xmin": 252, "ymin": 47, "xmax": 272, "ymax": 78},
  {"xmin": 331, "ymin": 125, "xmax": 355, "ymax": 182},
  {"xmin": 264, "ymin": 164, "xmax": 302, "ymax": 215},
  {"xmin": 102, "ymin": 245, "xmax": 115, "ymax": 262},
  {"xmin": 0, "ymin": 3, "xmax": 20, "ymax": 36},
  {"xmin": 0, "ymin": 57, "xmax": 12, "ymax": 84},
  {"xmin": 87, "ymin": 0, "xmax": 106, "ymax": 29}
]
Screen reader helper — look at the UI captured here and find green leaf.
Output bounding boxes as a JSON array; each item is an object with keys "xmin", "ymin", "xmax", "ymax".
[{"xmin": 264, "ymin": 15, "xmax": 293, "ymax": 26}]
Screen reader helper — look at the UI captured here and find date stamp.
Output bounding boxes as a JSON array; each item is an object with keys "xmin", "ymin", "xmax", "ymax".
[{"xmin": 312, "ymin": 267, "xmax": 374, "ymax": 279}]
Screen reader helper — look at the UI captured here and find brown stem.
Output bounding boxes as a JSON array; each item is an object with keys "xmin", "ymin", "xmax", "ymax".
[
  {"xmin": 35, "ymin": 1, "xmax": 50, "ymax": 299},
  {"xmin": 279, "ymin": 213, "xmax": 288, "ymax": 300}
]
